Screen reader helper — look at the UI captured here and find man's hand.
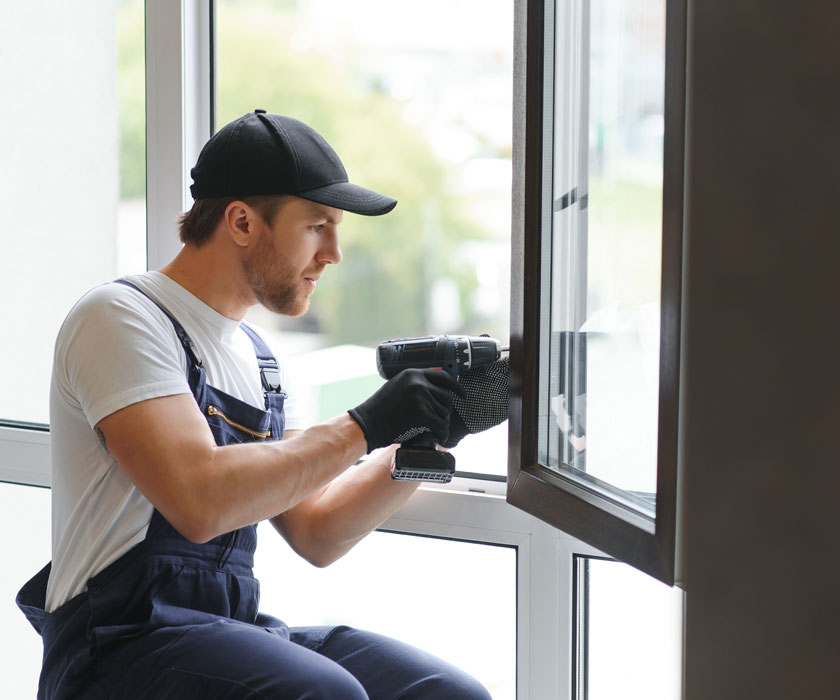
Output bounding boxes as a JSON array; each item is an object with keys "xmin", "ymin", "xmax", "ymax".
[
  {"xmin": 348, "ymin": 368, "xmax": 466, "ymax": 453},
  {"xmin": 441, "ymin": 356, "xmax": 510, "ymax": 448}
]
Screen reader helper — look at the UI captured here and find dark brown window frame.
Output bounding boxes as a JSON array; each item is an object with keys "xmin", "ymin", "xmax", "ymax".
[{"xmin": 507, "ymin": 0, "xmax": 687, "ymax": 584}]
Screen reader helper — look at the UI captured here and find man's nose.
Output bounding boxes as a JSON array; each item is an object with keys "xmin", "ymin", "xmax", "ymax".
[{"xmin": 317, "ymin": 231, "xmax": 342, "ymax": 265}]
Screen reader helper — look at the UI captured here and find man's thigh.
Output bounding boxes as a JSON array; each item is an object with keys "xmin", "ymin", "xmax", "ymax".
[
  {"xmin": 291, "ymin": 625, "xmax": 492, "ymax": 700},
  {"xmin": 98, "ymin": 620, "xmax": 367, "ymax": 699}
]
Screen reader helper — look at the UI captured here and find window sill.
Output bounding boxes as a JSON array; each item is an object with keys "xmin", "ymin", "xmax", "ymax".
[{"xmin": 0, "ymin": 425, "xmax": 50, "ymax": 487}]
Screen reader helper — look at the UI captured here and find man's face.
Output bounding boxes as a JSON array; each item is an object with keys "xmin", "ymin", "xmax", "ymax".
[{"xmin": 242, "ymin": 196, "xmax": 343, "ymax": 317}]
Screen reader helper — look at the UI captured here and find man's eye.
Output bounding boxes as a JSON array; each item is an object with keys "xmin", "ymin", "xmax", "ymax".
[{"xmin": 311, "ymin": 224, "xmax": 325, "ymax": 233}]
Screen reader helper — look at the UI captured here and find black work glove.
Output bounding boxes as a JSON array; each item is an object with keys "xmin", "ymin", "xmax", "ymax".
[
  {"xmin": 349, "ymin": 368, "xmax": 466, "ymax": 453},
  {"xmin": 440, "ymin": 356, "xmax": 510, "ymax": 448}
]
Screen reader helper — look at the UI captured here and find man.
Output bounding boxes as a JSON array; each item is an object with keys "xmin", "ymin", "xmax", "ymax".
[{"xmin": 17, "ymin": 111, "xmax": 496, "ymax": 699}]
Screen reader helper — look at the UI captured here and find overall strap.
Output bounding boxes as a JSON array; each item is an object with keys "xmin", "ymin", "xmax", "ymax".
[
  {"xmin": 113, "ymin": 279, "xmax": 203, "ymax": 369},
  {"xmin": 240, "ymin": 323, "xmax": 285, "ymax": 395}
]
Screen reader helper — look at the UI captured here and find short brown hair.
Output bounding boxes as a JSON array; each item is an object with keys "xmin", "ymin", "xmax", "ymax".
[{"xmin": 177, "ymin": 195, "xmax": 289, "ymax": 247}]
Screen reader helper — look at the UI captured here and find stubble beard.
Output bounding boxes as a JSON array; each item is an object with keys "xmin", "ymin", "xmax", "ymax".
[{"xmin": 243, "ymin": 235, "xmax": 311, "ymax": 318}]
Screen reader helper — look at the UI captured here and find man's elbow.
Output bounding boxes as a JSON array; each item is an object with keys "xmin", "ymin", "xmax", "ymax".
[
  {"xmin": 301, "ymin": 545, "xmax": 347, "ymax": 569},
  {"xmin": 160, "ymin": 501, "xmax": 223, "ymax": 544},
  {"xmin": 285, "ymin": 527, "xmax": 352, "ymax": 568},
  {"xmin": 177, "ymin": 521, "xmax": 217, "ymax": 545}
]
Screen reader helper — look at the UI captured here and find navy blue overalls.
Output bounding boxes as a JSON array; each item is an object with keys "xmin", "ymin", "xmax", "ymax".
[{"xmin": 17, "ymin": 282, "xmax": 492, "ymax": 700}]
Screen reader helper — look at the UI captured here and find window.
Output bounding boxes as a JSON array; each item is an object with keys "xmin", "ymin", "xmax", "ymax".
[
  {"xmin": 508, "ymin": 0, "xmax": 687, "ymax": 583},
  {"xmin": 254, "ymin": 524, "xmax": 517, "ymax": 698},
  {"xmin": 214, "ymin": 4, "xmax": 519, "ymax": 694},
  {"xmin": 0, "ymin": 483, "xmax": 54, "ymax": 695},
  {"xmin": 0, "ymin": 0, "xmax": 147, "ymax": 426},
  {"xmin": 574, "ymin": 556, "xmax": 683, "ymax": 699},
  {"xmin": 0, "ymin": 3, "xmax": 685, "ymax": 698},
  {"xmin": 215, "ymin": 0, "xmax": 513, "ymax": 479},
  {"xmin": 0, "ymin": 1, "xmax": 146, "ymax": 690}
]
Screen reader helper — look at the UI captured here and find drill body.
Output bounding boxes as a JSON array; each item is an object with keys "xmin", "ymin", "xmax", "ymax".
[{"xmin": 376, "ymin": 334, "xmax": 502, "ymax": 482}]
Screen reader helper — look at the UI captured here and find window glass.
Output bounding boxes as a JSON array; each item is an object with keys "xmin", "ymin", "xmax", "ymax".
[
  {"xmin": 576, "ymin": 557, "xmax": 682, "ymax": 700},
  {"xmin": 545, "ymin": 0, "xmax": 666, "ymax": 504},
  {"xmin": 216, "ymin": 0, "xmax": 513, "ymax": 477},
  {"xmin": 0, "ymin": 483, "xmax": 52, "ymax": 697},
  {"xmin": 0, "ymin": 0, "xmax": 147, "ymax": 424},
  {"xmin": 254, "ymin": 524, "xmax": 517, "ymax": 699}
]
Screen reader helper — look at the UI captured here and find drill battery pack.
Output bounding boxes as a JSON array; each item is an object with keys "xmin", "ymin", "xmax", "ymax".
[{"xmin": 391, "ymin": 445, "xmax": 456, "ymax": 483}]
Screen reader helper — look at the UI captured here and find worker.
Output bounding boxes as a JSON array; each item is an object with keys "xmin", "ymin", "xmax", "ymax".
[{"xmin": 17, "ymin": 111, "xmax": 496, "ymax": 699}]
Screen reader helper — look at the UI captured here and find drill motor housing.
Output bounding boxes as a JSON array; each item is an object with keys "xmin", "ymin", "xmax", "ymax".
[
  {"xmin": 376, "ymin": 334, "xmax": 501, "ymax": 382},
  {"xmin": 376, "ymin": 334, "xmax": 502, "ymax": 482}
]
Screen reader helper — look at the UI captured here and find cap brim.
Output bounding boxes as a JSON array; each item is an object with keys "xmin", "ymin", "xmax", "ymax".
[{"xmin": 296, "ymin": 181, "xmax": 397, "ymax": 216}]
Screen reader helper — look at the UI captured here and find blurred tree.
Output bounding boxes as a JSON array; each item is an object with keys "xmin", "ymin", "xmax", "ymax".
[
  {"xmin": 215, "ymin": 2, "xmax": 485, "ymax": 346},
  {"xmin": 118, "ymin": 0, "xmax": 145, "ymax": 200}
]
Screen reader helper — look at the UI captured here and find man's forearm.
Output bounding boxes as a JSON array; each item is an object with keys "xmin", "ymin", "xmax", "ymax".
[
  {"xmin": 98, "ymin": 394, "xmax": 369, "ymax": 544},
  {"xmin": 270, "ymin": 444, "xmax": 420, "ymax": 567},
  {"xmin": 192, "ymin": 414, "xmax": 369, "ymax": 541}
]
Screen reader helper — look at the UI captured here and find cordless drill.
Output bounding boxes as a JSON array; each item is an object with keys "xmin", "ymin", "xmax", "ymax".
[{"xmin": 376, "ymin": 334, "xmax": 503, "ymax": 482}]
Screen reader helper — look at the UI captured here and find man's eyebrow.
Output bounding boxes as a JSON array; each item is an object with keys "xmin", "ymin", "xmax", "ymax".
[{"xmin": 306, "ymin": 202, "xmax": 343, "ymax": 224}]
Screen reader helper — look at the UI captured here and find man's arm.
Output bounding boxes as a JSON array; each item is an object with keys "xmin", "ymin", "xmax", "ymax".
[
  {"xmin": 96, "ymin": 367, "xmax": 461, "ymax": 547},
  {"xmin": 96, "ymin": 394, "xmax": 367, "ymax": 544},
  {"xmin": 270, "ymin": 433, "xmax": 419, "ymax": 567}
]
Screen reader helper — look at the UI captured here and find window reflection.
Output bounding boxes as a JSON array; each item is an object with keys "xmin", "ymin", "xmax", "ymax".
[{"xmin": 547, "ymin": 0, "xmax": 666, "ymax": 500}]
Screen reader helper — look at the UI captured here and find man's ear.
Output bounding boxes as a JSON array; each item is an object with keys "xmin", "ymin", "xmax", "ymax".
[{"xmin": 224, "ymin": 201, "xmax": 254, "ymax": 247}]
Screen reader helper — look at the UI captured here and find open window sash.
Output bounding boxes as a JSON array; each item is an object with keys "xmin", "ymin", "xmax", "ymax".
[{"xmin": 507, "ymin": 0, "xmax": 687, "ymax": 585}]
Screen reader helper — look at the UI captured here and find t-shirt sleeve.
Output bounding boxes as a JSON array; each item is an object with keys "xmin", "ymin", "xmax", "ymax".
[{"xmin": 53, "ymin": 283, "xmax": 192, "ymax": 428}]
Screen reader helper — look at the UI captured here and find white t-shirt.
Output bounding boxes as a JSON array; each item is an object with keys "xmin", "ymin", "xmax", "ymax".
[{"xmin": 46, "ymin": 271, "xmax": 304, "ymax": 611}]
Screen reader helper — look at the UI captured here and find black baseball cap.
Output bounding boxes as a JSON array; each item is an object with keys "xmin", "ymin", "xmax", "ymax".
[{"xmin": 190, "ymin": 110, "xmax": 397, "ymax": 216}]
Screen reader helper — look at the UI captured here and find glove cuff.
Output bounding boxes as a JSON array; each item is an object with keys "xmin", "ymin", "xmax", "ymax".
[{"xmin": 347, "ymin": 408, "xmax": 379, "ymax": 454}]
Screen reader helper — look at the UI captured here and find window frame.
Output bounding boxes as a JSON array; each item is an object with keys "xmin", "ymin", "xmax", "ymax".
[
  {"xmin": 507, "ymin": 0, "xmax": 688, "ymax": 585},
  {"xmin": 0, "ymin": 423, "xmax": 50, "ymax": 488},
  {"xmin": 0, "ymin": 2, "xmax": 669, "ymax": 697}
]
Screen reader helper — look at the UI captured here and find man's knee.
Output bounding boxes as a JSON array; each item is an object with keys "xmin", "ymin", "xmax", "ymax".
[
  {"xmin": 309, "ymin": 625, "xmax": 491, "ymax": 700},
  {"xmin": 295, "ymin": 663, "xmax": 368, "ymax": 700},
  {"xmin": 443, "ymin": 674, "xmax": 493, "ymax": 700},
  {"xmin": 407, "ymin": 671, "xmax": 493, "ymax": 700}
]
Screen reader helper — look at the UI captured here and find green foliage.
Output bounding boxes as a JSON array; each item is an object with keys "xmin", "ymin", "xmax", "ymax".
[{"xmin": 118, "ymin": 0, "xmax": 146, "ymax": 199}]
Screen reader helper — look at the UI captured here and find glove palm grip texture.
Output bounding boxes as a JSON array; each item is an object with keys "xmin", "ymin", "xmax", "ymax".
[
  {"xmin": 351, "ymin": 360, "xmax": 509, "ymax": 451},
  {"xmin": 442, "ymin": 356, "xmax": 509, "ymax": 447},
  {"xmin": 390, "ymin": 358, "xmax": 509, "ymax": 447}
]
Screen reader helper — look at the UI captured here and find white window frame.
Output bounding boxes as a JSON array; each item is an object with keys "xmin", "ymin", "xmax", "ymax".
[
  {"xmin": 0, "ymin": 425, "xmax": 50, "ymax": 488},
  {"xmin": 0, "ymin": 2, "xmax": 611, "ymax": 698}
]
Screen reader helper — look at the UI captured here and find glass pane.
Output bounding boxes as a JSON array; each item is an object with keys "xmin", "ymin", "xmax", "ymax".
[
  {"xmin": 545, "ymin": 0, "xmax": 666, "ymax": 505},
  {"xmin": 254, "ymin": 524, "xmax": 516, "ymax": 699},
  {"xmin": 216, "ymin": 0, "xmax": 513, "ymax": 477},
  {"xmin": 577, "ymin": 557, "xmax": 682, "ymax": 700},
  {"xmin": 0, "ymin": 0, "xmax": 147, "ymax": 424},
  {"xmin": 0, "ymin": 483, "xmax": 52, "ymax": 697}
]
